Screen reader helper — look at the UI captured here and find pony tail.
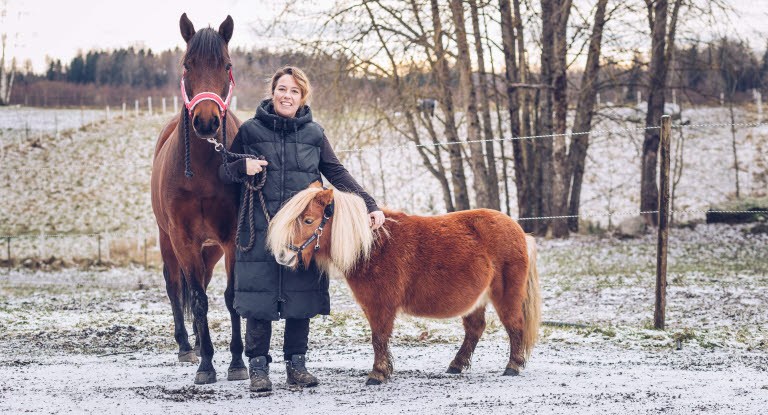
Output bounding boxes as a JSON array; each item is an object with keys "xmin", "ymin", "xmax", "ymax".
[{"xmin": 521, "ymin": 235, "xmax": 541, "ymax": 359}]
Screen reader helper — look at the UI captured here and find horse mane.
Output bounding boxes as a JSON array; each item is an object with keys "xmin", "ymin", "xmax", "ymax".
[
  {"xmin": 266, "ymin": 187, "xmax": 374, "ymax": 275},
  {"xmin": 182, "ymin": 28, "xmax": 229, "ymax": 67}
]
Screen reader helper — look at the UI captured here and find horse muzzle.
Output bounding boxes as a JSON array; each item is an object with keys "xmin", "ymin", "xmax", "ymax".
[{"xmin": 192, "ymin": 113, "xmax": 221, "ymax": 138}]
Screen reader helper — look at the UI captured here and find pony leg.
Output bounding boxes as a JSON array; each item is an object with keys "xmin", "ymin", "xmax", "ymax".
[
  {"xmin": 447, "ymin": 306, "xmax": 487, "ymax": 374},
  {"xmin": 222, "ymin": 247, "xmax": 247, "ymax": 381},
  {"xmin": 159, "ymin": 230, "xmax": 196, "ymax": 363},
  {"xmin": 363, "ymin": 306, "xmax": 396, "ymax": 385},
  {"xmin": 490, "ymin": 274, "xmax": 527, "ymax": 376}
]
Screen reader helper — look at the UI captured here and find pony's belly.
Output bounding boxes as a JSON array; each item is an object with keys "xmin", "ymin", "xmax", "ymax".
[{"xmin": 401, "ymin": 286, "xmax": 490, "ymax": 319}]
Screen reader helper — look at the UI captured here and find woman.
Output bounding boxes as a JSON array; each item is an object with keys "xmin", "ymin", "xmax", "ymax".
[{"xmin": 218, "ymin": 66, "xmax": 385, "ymax": 392}]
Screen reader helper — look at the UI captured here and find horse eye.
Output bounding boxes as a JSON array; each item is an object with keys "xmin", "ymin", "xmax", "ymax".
[
  {"xmin": 225, "ymin": 63, "xmax": 232, "ymax": 71},
  {"xmin": 183, "ymin": 63, "xmax": 190, "ymax": 71},
  {"xmin": 304, "ymin": 218, "xmax": 314, "ymax": 225}
]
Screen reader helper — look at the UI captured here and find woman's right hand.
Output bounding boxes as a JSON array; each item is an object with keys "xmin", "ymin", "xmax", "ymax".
[{"xmin": 246, "ymin": 159, "xmax": 269, "ymax": 175}]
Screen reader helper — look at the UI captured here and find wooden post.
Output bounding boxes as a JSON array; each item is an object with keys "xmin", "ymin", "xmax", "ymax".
[
  {"xmin": 122, "ymin": 102, "xmax": 126, "ymax": 119},
  {"xmin": 135, "ymin": 100, "xmax": 139, "ymax": 117},
  {"xmin": 162, "ymin": 97, "xmax": 167, "ymax": 114},
  {"xmin": 174, "ymin": 96, "xmax": 178, "ymax": 113},
  {"xmin": 97, "ymin": 234, "xmax": 102, "ymax": 265},
  {"xmin": 148, "ymin": 96, "xmax": 153, "ymax": 116},
  {"xmin": 6, "ymin": 236, "xmax": 10, "ymax": 273},
  {"xmin": 655, "ymin": 115, "xmax": 671, "ymax": 330}
]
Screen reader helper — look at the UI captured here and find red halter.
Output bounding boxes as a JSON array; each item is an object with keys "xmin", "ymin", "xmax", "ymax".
[{"xmin": 180, "ymin": 68, "xmax": 235, "ymax": 117}]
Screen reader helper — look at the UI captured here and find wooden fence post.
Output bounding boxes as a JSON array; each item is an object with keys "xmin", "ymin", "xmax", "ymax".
[
  {"xmin": 655, "ymin": 114, "xmax": 671, "ymax": 329},
  {"xmin": 6, "ymin": 236, "xmax": 10, "ymax": 273},
  {"xmin": 97, "ymin": 234, "xmax": 102, "ymax": 265}
]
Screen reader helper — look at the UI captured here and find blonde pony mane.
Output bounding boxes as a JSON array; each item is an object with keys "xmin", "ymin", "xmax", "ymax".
[{"xmin": 266, "ymin": 187, "xmax": 374, "ymax": 275}]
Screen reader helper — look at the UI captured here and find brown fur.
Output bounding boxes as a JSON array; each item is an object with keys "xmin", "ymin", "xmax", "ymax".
[
  {"xmin": 270, "ymin": 187, "xmax": 542, "ymax": 383},
  {"xmin": 150, "ymin": 13, "xmax": 246, "ymax": 383}
]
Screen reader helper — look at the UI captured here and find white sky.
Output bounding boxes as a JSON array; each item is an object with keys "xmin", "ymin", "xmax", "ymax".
[{"xmin": 3, "ymin": 0, "xmax": 768, "ymax": 73}]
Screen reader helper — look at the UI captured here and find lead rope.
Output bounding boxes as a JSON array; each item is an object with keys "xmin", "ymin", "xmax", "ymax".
[
  {"xmin": 184, "ymin": 110, "xmax": 194, "ymax": 178},
  {"xmin": 217, "ymin": 114, "xmax": 271, "ymax": 252}
]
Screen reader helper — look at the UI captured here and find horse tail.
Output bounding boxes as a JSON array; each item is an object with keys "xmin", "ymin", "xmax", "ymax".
[
  {"xmin": 521, "ymin": 235, "xmax": 542, "ymax": 359},
  {"xmin": 179, "ymin": 267, "xmax": 194, "ymax": 322}
]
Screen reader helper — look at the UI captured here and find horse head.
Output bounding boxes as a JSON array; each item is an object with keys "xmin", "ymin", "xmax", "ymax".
[
  {"xmin": 267, "ymin": 182, "xmax": 374, "ymax": 274},
  {"xmin": 180, "ymin": 13, "xmax": 234, "ymax": 138}
]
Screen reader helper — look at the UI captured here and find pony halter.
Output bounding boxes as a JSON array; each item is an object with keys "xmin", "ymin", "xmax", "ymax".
[
  {"xmin": 285, "ymin": 201, "xmax": 336, "ymax": 267},
  {"xmin": 180, "ymin": 68, "xmax": 235, "ymax": 117}
]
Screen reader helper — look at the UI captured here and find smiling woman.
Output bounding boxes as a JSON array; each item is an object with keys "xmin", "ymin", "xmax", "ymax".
[{"xmin": 217, "ymin": 65, "xmax": 385, "ymax": 393}]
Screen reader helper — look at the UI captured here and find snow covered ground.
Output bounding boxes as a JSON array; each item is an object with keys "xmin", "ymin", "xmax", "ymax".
[{"xmin": 1, "ymin": 225, "xmax": 766, "ymax": 413}]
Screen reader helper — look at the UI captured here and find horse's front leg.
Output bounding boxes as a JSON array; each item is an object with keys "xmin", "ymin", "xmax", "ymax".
[
  {"xmin": 176, "ymin": 241, "xmax": 217, "ymax": 384},
  {"xmin": 363, "ymin": 306, "xmax": 396, "ymax": 385}
]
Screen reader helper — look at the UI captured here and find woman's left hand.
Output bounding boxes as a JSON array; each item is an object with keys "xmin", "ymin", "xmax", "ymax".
[{"xmin": 369, "ymin": 210, "xmax": 385, "ymax": 230}]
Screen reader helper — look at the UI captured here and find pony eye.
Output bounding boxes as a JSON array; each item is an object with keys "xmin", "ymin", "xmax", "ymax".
[{"xmin": 304, "ymin": 218, "xmax": 314, "ymax": 225}]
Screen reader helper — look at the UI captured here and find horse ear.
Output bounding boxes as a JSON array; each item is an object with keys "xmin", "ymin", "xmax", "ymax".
[
  {"xmin": 219, "ymin": 15, "xmax": 234, "ymax": 44},
  {"xmin": 180, "ymin": 13, "xmax": 196, "ymax": 44}
]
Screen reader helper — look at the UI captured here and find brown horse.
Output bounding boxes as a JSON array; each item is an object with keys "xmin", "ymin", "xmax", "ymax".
[
  {"xmin": 150, "ymin": 13, "xmax": 246, "ymax": 384},
  {"xmin": 266, "ymin": 183, "xmax": 541, "ymax": 385}
]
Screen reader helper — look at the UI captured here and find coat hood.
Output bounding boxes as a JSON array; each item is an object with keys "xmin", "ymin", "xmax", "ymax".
[{"xmin": 255, "ymin": 98, "xmax": 313, "ymax": 132}]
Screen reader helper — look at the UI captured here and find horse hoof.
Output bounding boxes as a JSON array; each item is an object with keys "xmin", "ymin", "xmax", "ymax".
[
  {"xmin": 194, "ymin": 370, "xmax": 217, "ymax": 384},
  {"xmin": 446, "ymin": 366, "xmax": 462, "ymax": 374},
  {"xmin": 178, "ymin": 350, "xmax": 198, "ymax": 363},
  {"xmin": 365, "ymin": 378, "xmax": 382, "ymax": 386},
  {"xmin": 227, "ymin": 367, "xmax": 249, "ymax": 381},
  {"xmin": 503, "ymin": 368, "xmax": 520, "ymax": 376}
]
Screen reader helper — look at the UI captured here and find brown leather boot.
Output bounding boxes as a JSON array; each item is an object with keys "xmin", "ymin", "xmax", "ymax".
[
  {"xmin": 285, "ymin": 354, "xmax": 318, "ymax": 387},
  {"xmin": 249, "ymin": 356, "xmax": 272, "ymax": 392}
]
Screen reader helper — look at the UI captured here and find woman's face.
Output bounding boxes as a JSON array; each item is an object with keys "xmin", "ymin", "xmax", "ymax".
[{"xmin": 273, "ymin": 74, "xmax": 302, "ymax": 118}]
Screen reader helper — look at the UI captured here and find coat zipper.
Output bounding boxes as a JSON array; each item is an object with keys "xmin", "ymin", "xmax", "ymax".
[{"xmin": 278, "ymin": 128, "xmax": 286, "ymax": 315}]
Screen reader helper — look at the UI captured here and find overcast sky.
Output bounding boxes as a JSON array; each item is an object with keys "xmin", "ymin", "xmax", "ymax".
[{"xmin": 4, "ymin": 0, "xmax": 768, "ymax": 73}]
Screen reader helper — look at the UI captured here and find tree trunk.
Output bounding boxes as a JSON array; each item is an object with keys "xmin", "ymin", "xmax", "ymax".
[
  {"xmin": 550, "ymin": 0, "xmax": 573, "ymax": 238},
  {"xmin": 641, "ymin": 0, "xmax": 680, "ymax": 225},
  {"xmin": 449, "ymin": 0, "xmax": 492, "ymax": 209},
  {"xmin": 469, "ymin": 0, "xmax": 500, "ymax": 210},
  {"xmin": 567, "ymin": 0, "xmax": 609, "ymax": 232},
  {"xmin": 499, "ymin": 0, "xmax": 532, "ymax": 229},
  {"xmin": 431, "ymin": 0, "xmax": 471, "ymax": 211},
  {"xmin": 536, "ymin": 0, "xmax": 556, "ymax": 235}
]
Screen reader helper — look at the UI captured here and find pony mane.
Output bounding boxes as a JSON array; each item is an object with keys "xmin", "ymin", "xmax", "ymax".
[
  {"xmin": 182, "ymin": 27, "xmax": 228, "ymax": 67},
  {"xmin": 328, "ymin": 190, "xmax": 375, "ymax": 275},
  {"xmin": 266, "ymin": 187, "xmax": 374, "ymax": 276}
]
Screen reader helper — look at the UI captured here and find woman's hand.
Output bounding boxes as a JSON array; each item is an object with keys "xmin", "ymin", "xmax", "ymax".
[
  {"xmin": 245, "ymin": 159, "xmax": 269, "ymax": 175},
  {"xmin": 369, "ymin": 210, "xmax": 385, "ymax": 230}
]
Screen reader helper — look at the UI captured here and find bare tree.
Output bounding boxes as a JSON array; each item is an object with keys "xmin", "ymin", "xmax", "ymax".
[{"xmin": 640, "ymin": 0, "xmax": 682, "ymax": 225}]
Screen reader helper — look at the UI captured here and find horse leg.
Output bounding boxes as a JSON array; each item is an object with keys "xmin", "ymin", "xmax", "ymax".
[
  {"xmin": 362, "ymin": 306, "xmax": 396, "ymax": 385},
  {"xmin": 447, "ymin": 306, "xmax": 487, "ymax": 374},
  {"xmin": 175, "ymin": 241, "xmax": 217, "ymax": 384},
  {"xmin": 159, "ymin": 230, "xmax": 197, "ymax": 363},
  {"xmin": 221, "ymin": 247, "xmax": 247, "ymax": 380},
  {"xmin": 490, "ymin": 269, "xmax": 527, "ymax": 376}
]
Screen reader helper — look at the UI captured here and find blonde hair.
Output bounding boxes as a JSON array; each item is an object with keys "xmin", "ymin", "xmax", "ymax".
[
  {"xmin": 268, "ymin": 66, "xmax": 312, "ymax": 107},
  {"xmin": 267, "ymin": 187, "xmax": 374, "ymax": 276}
]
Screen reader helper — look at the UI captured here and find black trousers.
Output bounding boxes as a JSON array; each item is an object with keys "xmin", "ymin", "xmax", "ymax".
[{"xmin": 245, "ymin": 317, "xmax": 310, "ymax": 361}]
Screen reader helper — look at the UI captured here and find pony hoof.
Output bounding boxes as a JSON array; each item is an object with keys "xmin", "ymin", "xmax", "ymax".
[
  {"xmin": 227, "ymin": 367, "xmax": 249, "ymax": 381},
  {"xmin": 178, "ymin": 350, "xmax": 198, "ymax": 363},
  {"xmin": 365, "ymin": 378, "xmax": 382, "ymax": 386},
  {"xmin": 194, "ymin": 370, "xmax": 217, "ymax": 384},
  {"xmin": 502, "ymin": 368, "xmax": 520, "ymax": 376},
  {"xmin": 446, "ymin": 366, "xmax": 462, "ymax": 374}
]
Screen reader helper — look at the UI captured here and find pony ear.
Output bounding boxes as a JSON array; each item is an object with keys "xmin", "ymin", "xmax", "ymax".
[
  {"xmin": 219, "ymin": 15, "xmax": 234, "ymax": 44},
  {"xmin": 314, "ymin": 189, "xmax": 334, "ymax": 209},
  {"xmin": 180, "ymin": 13, "xmax": 196, "ymax": 44}
]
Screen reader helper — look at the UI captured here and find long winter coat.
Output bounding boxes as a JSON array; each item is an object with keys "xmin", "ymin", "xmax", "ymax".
[{"xmin": 219, "ymin": 99, "xmax": 377, "ymax": 321}]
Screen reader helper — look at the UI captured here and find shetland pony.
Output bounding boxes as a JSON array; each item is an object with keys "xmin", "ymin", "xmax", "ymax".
[
  {"xmin": 151, "ymin": 14, "xmax": 246, "ymax": 384},
  {"xmin": 266, "ymin": 183, "xmax": 541, "ymax": 385}
]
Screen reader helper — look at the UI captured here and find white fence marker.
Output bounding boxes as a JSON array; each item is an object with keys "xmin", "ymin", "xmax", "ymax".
[
  {"xmin": 148, "ymin": 97, "xmax": 153, "ymax": 116},
  {"xmin": 122, "ymin": 102, "xmax": 126, "ymax": 119},
  {"xmin": 162, "ymin": 97, "xmax": 166, "ymax": 114},
  {"xmin": 174, "ymin": 96, "xmax": 178, "ymax": 113},
  {"xmin": 135, "ymin": 100, "xmax": 139, "ymax": 117}
]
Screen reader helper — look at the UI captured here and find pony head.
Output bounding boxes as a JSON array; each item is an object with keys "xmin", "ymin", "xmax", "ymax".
[
  {"xmin": 179, "ymin": 13, "xmax": 234, "ymax": 138},
  {"xmin": 267, "ymin": 182, "xmax": 374, "ymax": 275}
]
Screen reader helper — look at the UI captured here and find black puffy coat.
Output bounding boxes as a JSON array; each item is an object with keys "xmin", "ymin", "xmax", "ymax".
[{"xmin": 232, "ymin": 99, "xmax": 329, "ymax": 321}]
